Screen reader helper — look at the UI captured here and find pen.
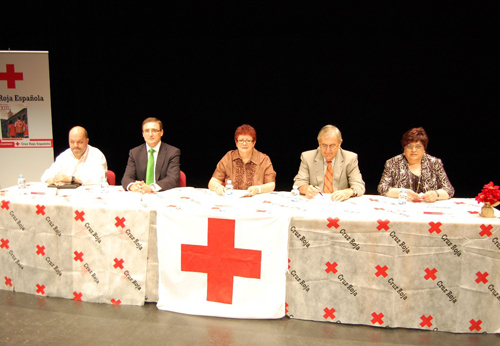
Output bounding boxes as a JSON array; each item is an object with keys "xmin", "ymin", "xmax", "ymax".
[{"xmin": 313, "ymin": 186, "xmax": 323, "ymax": 196}]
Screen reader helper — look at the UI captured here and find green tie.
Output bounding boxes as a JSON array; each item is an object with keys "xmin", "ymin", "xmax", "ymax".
[{"xmin": 146, "ymin": 148, "xmax": 155, "ymax": 185}]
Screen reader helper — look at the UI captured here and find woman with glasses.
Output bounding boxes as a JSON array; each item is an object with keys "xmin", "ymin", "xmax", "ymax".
[
  {"xmin": 208, "ymin": 124, "xmax": 276, "ymax": 196},
  {"xmin": 377, "ymin": 127, "xmax": 454, "ymax": 202}
]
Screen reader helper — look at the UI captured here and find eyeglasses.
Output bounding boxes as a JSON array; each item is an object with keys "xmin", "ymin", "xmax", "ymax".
[
  {"xmin": 320, "ymin": 143, "xmax": 338, "ymax": 150},
  {"xmin": 405, "ymin": 144, "xmax": 423, "ymax": 150},
  {"xmin": 237, "ymin": 139, "xmax": 254, "ymax": 144},
  {"xmin": 143, "ymin": 129, "xmax": 161, "ymax": 134}
]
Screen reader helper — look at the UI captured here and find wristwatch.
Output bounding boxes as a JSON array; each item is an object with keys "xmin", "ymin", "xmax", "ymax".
[{"xmin": 352, "ymin": 188, "xmax": 358, "ymax": 197}]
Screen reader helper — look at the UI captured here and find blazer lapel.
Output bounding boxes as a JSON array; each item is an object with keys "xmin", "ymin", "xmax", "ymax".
[
  {"xmin": 333, "ymin": 149, "xmax": 344, "ymax": 191},
  {"xmin": 155, "ymin": 143, "xmax": 166, "ymax": 180}
]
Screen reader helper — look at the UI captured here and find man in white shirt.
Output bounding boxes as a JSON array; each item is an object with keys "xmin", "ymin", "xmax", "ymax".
[{"xmin": 41, "ymin": 126, "xmax": 107, "ymax": 185}]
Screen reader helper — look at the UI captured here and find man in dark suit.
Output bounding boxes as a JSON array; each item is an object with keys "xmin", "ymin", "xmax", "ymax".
[{"xmin": 122, "ymin": 117, "xmax": 181, "ymax": 193}]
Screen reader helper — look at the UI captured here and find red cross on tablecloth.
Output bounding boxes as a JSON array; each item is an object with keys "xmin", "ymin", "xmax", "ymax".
[
  {"xmin": 111, "ymin": 299, "xmax": 122, "ymax": 305},
  {"xmin": 376, "ymin": 219, "xmax": 390, "ymax": 231},
  {"xmin": 479, "ymin": 224, "xmax": 493, "ymax": 237},
  {"xmin": 4, "ymin": 276, "xmax": 12, "ymax": 287},
  {"xmin": 36, "ymin": 284, "xmax": 45, "ymax": 295},
  {"xmin": 323, "ymin": 307, "xmax": 335, "ymax": 320},
  {"xmin": 113, "ymin": 258, "xmax": 124, "ymax": 269},
  {"xmin": 375, "ymin": 265, "xmax": 388, "ymax": 278},
  {"xmin": 0, "ymin": 238, "xmax": 9, "ymax": 249},
  {"xmin": 475, "ymin": 271, "xmax": 489, "ymax": 284},
  {"xmin": 325, "ymin": 261, "xmax": 338, "ymax": 274},
  {"xmin": 420, "ymin": 315, "xmax": 433, "ymax": 328},
  {"xmin": 1, "ymin": 200, "xmax": 9, "ymax": 210},
  {"xmin": 115, "ymin": 216, "xmax": 126, "ymax": 228},
  {"xmin": 73, "ymin": 292, "xmax": 83, "ymax": 301},
  {"xmin": 428, "ymin": 221, "xmax": 442, "ymax": 234},
  {"xmin": 371, "ymin": 312, "xmax": 384, "ymax": 325},
  {"xmin": 424, "ymin": 268, "xmax": 437, "ymax": 281},
  {"xmin": 36, "ymin": 245, "xmax": 45, "ymax": 256},
  {"xmin": 73, "ymin": 251, "xmax": 84, "ymax": 262},
  {"xmin": 74, "ymin": 210, "xmax": 85, "ymax": 222},
  {"xmin": 35, "ymin": 204, "xmax": 46, "ymax": 216},
  {"xmin": 0, "ymin": 64, "xmax": 24, "ymax": 89},
  {"xmin": 181, "ymin": 218, "xmax": 262, "ymax": 305},
  {"xmin": 327, "ymin": 217, "xmax": 340, "ymax": 229},
  {"xmin": 469, "ymin": 319, "xmax": 482, "ymax": 332}
]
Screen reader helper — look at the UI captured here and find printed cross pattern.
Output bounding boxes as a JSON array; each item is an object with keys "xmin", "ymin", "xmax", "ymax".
[
  {"xmin": 36, "ymin": 245, "xmax": 45, "ymax": 256},
  {"xmin": 469, "ymin": 319, "xmax": 482, "ymax": 332},
  {"xmin": 0, "ymin": 64, "xmax": 24, "ymax": 88},
  {"xmin": 475, "ymin": 271, "xmax": 489, "ymax": 284},
  {"xmin": 375, "ymin": 265, "xmax": 388, "ymax": 278},
  {"xmin": 1, "ymin": 238, "xmax": 9, "ymax": 249},
  {"xmin": 35, "ymin": 204, "xmax": 46, "ymax": 216},
  {"xmin": 325, "ymin": 261, "xmax": 338, "ymax": 274},
  {"xmin": 371, "ymin": 312, "xmax": 384, "ymax": 325},
  {"xmin": 115, "ymin": 216, "xmax": 126, "ymax": 228},
  {"xmin": 424, "ymin": 268, "xmax": 437, "ymax": 281},
  {"xmin": 74, "ymin": 210, "xmax": 85, "ymax": 222},
  {"xmin": 420, "ymin": 315, "xmax": 433, "ymax": 328},
  {"xmin": 323, "ymin": 307, "xmax": 336, "ymax": 320},
  {"xmin": 479, "ymin": 224, "xmax": 493, "ymax": 237},
  {"xmin": 181, "ymin": 218, "xmax": 262, "ymax": 305},
  {"xmin": 326, "ymin": 217, "xmax": 340, "ymax": 229},
  {"xmin": 1, "ymin": 200, "xmax": 10, "ymax": 210},
  {"xmin": 376, "ymin": 219, "xmax": 390, "ymax": 231},
  {"xmin": 428, "ymin": 222, "xmax": 442, "ymax": 234}
]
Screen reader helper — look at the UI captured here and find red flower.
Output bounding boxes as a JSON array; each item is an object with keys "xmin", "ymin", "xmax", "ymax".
[{"xmin": 476, "ymin": 181, "xmax": 500, "ymax": 205}]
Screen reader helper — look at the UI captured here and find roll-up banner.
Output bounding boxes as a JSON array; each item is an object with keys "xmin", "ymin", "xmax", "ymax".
[{"xmin": 0, "ymin": 51, "xmax": 54, "ymax": 189}]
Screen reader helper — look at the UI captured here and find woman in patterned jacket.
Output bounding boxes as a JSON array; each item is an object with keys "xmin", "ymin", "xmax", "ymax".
[{"xmin": 378, "ymin": 127, "xmax": 454, "ymax": 202}]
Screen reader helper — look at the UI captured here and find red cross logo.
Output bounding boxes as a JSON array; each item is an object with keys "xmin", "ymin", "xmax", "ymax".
[
  {"xmin": 115, "ymin": 216, "xmax": 126, "ymax": 228},
  {"xmin": 375, "ymin": 265, "xmax": 388, "ymax": 278},
  {"xmin": 73, "ymin": 292, "xmax": 83, "ymax": 301},
  {"xmin": 113, "ymin": 258, "xmax": 124, "ymax": 269},
  {"xmin": 371, "ymin": 312, "xmax": 384, "ymax": 325},
  {"xmin": 0, "ymin": 64, "xmax": 24, "ymax": 89},
  {"xmin": 74, "ymin": 210, "xmax": 85, "ymax": 222},
  {"xmin": 285, "ymin": 302, "xmax": 289, "ymax": 314},
  {"xmin": 428, "ymin": 221, "xmax": 442, "ymax": 234},
  {"xmin": 111, "ymin": 298, "xmax": 122, "ymax": 305},
  {"xmin": 0, "ymin": 238, "xmax": 9, "ymax": 249},
  {"xmin": 469, "ymin": 319, "xmax": 482, "ymax": 332},
  {"xmin": 36, "ymin": 245, "xmax": 46, "ymax": 256},
  {"xmin": 36, "ymin": 284, "xmax": 46, "ymax": 295},
  {"xmin": 323, "ymin": 307, "xmax": 336, "ymax": 320},
  {"xmin": 326, "ymin": 217, "xmax": 340, "ymax": 229},
  {"xmin": 475, "ymin": 271, "xmax": 489, "ymax": 284},
  {"xmin": 369, "ymin": 198, "xmax": 379, "ymax": 202},
  {"xmin": 4, "ymin": 276, "xmax": 13, "ymax": 287},
  {"xmin": 73, "ymin": 251, "xmax": 84, "ymax": 262},
  {"xmin": 479, "ymin": 224, "xmax": 493, "ymax": 237},
  {"xmin": 424, "ymin": 268, "xmax": 437, "ymax": 281},
  {"xmin": 181, "ymin": 218, "xmax": 262, "ymax": 305},
  {"xmin": 468, "ymin": 211, "xmax": 479, "ymax": 215},
  {"xmin": 376, "ymin": 219, "xmax": 390, "ymax": 231},
  {"xmin": 420, "ymin": 315, "xmax": 433, "ymax": 328},
  {"xmin": 1, "ymin": 200, "xmax": 10, "ymax": 210},
  {"xmin": 325, "ymin": 261, "xmax": 338, "ymax": 274},
  {"xmin": 35, "ymin": 204, "xmax": 46, "ymax": 216}
]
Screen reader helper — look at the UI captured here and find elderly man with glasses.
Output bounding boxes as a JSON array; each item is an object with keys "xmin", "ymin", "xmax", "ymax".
[
  {"xmin": 293, "ymin": 124, "xmax": 365, "ymax": 201},
  {"xmin": 122, "ymin": 117, "xmax": 181, "ymax": 193}
]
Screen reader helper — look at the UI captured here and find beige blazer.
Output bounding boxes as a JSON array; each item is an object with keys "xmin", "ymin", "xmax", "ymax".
[{"xmin": 293, "ymin": 148, "xmax": 365, "ymax": 196}]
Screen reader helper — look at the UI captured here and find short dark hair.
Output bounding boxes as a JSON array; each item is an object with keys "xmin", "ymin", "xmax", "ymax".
[
  {"xmin": 142, "ymin": 117, "xmax": 163, "ymax": 131},
  {"xmin": 401, "ymin": 127, "xmax": 429, "ymax": 150}
]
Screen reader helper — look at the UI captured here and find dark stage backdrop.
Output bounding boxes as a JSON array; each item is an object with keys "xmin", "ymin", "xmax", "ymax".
[{"xmin": 2, "ymin": 4, "xmax": 498, "ymax": 198}]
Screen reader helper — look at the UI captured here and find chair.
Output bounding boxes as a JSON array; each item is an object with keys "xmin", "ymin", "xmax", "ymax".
[
  {"xmin": 106, "ymin": 170, "xmax": 116, "ymax": 185},
  {"xmin": 179, "ymin": 170, "xmax": 186, "ymax": 187}
]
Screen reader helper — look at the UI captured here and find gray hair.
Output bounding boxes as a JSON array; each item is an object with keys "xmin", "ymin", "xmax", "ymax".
[{"xmin": 317, "ymin": 125, "xmax": 342, "ymax": 142}]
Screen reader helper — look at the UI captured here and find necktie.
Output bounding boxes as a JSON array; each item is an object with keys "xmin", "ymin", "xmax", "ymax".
[
  {"xmin": 146, "ymin": 148, "xmax": 155, "ymax": 185},
  {"xmin": 324, "ymin": 161, "xmax": 333, "ymax": 193}
]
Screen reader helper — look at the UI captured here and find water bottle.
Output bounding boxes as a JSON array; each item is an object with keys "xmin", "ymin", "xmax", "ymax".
[
  {"xmin": 100, "ymin": 175, "xmax": 109, "ymax": 194},
  {"xmin": 18, "ymin": 174, "xmax": 27, "ymax": 195},
  {"xmin": 291, "ymin": 185, "xmax": 299, "ymax": 202},
  {"xmin": 225, "ymin": 179, "xmax": 233, "ymax": 196},
  {"xmin": 398, "ymin": 188, "xmax": 408, "ymax": 211}
]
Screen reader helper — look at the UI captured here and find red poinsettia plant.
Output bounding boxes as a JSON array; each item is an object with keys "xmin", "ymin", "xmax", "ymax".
[{"xmin": 475, "ymin": 181, "xmax": 500, "ymax": 207}]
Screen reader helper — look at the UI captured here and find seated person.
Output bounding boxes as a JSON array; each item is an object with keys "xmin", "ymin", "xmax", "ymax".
[
  {"xmin": 377, "ymin": 127, "xmax": 454, "ymax": 202},
  {"xmin": 41, "ymin": 126, "xmax": 107, "ymax": 185},
  {"xmin": 293, "ymin": 124, "xmax": 365, "ymax": 201},
  {"xmin": 208, "ymin": 124, "xmax": 276, "ymax": 196},
  {"xmin": 122, "ymin": 117, "xmax": 180, "ymax": 193}
]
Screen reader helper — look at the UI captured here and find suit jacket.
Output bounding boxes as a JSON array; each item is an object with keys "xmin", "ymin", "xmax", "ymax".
[
  {"xmin": 121, "ymin": 142, "xmax": 181, "ymax": 191},
  {"xmin": 293, "ymin": 148, "xmax": 365, "ymax": 196}
]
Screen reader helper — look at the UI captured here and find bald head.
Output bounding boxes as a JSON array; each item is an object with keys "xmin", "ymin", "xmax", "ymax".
[{"xmin": 68, "ymin": 126, "xmax": 89, "ymax": 159}]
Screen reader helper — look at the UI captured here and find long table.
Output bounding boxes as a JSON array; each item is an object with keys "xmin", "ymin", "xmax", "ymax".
[{"xmin": 1, "ymin": 185, "xmax": 499, "ymax": 333}]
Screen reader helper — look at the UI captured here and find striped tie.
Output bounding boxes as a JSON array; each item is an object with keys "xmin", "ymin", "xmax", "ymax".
[
  {"xmin": 324, "ymin": 161, "xmax": 333, "ymax": 193},
  {"xmin": 146, "ymin": 148, "xmax": 155, "ymax": 185}
]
